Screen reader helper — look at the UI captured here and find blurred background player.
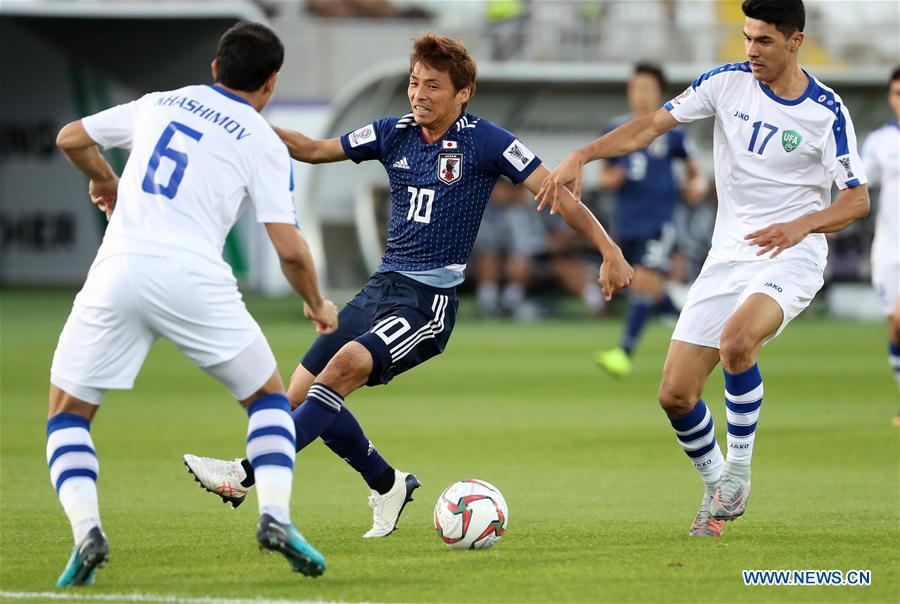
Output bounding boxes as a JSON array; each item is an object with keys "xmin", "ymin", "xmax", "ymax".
[
  {"xmin": 184, "ymin": 32, "xmax": 632, "ymax": 540},
  {"xmin": 860, "ymin": 66, "xmax": 900, "ymax": 422},
  {"xmin": 48, "ymin": 22, "xmax": 337, "ymax": 585},
  {"xmin": 473, "ymin": 178, "xmax": 545, "ymax": 319},
  {"xmin": 539, "ymin": 0, "xmax": 870, "ymax": 538},
  {"xmin": 594, "ymin": 63, "xmax": 707, "ymax": 378}
]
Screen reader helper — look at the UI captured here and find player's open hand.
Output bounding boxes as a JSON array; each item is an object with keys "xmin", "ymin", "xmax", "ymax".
[
  {"xmin": 536, "ymin": 151, "xmax": 585, "ymax": 214},
  {"xmin": 745, "ymin": 219, "xmax": 809, "ymax": 258},
  {"xmin": 597, "ymin": 246, "xmax": 634, "ymax": 301},
  {"xmin": 89, "ymin": 176, "xmax": 119, "ymax": 220},
  {"xmin": 304, "ymin": 299, "xmax": 339, "ymax": 334}
]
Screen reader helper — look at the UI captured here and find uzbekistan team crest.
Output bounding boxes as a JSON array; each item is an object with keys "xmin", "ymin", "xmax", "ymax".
[
  {"xmin": 782, "ymin": 130, "xmax": 802, "ymax": 153},
  {"xmin": 438, "ymin": 153, "xmax": 462, "ymax": 185}
]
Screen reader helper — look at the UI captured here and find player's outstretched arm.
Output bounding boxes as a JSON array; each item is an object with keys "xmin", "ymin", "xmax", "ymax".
[
  {"xmin": 265, "ymin": 223, "xmax": 338, "ymax": 333},
  {"xmin": 56, "ymin": 120, "xmax": 119, "ymax": 220},
  {"xmin": 524, "ymin": 166, "xmax": 633, "ymax": 300},
  {"xmin": 536, "ymin": 108, "xmax": 679, "ymax": 211},
  {"xmin": 272, "ymin": 126, "xmax": 347, "ymax": 164},
  {"xmin": 745, "ymin": 185, "xmax": 870, "ymax": 258}
]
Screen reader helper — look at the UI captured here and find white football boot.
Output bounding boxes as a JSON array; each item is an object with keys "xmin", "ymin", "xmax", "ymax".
[
  {"xmin": 363, "ymin": 470, "xmax": 421, "ymax": 538},
  {"xmin": 183, "ymin": 454, "xmax": 248, "ymax": 508}
]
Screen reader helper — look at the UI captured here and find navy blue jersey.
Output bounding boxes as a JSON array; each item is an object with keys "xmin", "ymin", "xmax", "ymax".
[
  {"xmin": 341, "ymin": 112, "xmax": 541, "ymax": 273},
  {"xmin": 606, "ymin": 116, "xmax": 692, "ymax": 239}
]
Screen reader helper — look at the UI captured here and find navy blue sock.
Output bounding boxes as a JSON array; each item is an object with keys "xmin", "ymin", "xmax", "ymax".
[
  {"xmin": 320, "ymin": 406, "xmax": 392, "ymax": 491},
  {"xmin": 292, "ymin": 383, "xmax": 343, "ymax": 451},
  {"xmin": 655, "ymin": 293, "xmax": 679, "ymax": 317},
  {"xmin": 620, "ymin": 296, "xmax": 653, "ymax": 356}
]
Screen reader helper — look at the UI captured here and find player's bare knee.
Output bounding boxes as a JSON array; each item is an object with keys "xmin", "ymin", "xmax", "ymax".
[
  {"xmin": 719, "ymin": 332, "xmax": 757, "ymax": 373},
  {"xmin": 318, "ymin": 343, "xmax": 372, "ymax": 395},
  {"xmin": 48, "ymin": 385, "xmax": 97, "ymax": 421},
  {"xmin": 239, "ymin": 370, "xmax": 286, "ymax": 407},
  {"xmin": 657, "ymin": 383, "xmax": 697, "ymax": 417},
  {"xmin": 287, "ymin": 364, "xmax": 315, "ymax": 407}
]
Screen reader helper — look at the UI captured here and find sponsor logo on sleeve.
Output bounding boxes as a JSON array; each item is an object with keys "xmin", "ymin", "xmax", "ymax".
[
  {"xmin": 837, "ymin": 155, "xmax": 854, "ymax": 179},
  {"xmin": 669, "ymin": 86, "xmax": 695, "ymax": 107},
  {"xmin": 502, "ymin": 140, "xmax": 535, "ymax": 171},
  {"xmin": 348, "ymin": 124, "xmax": 376, "ymax": 148}
]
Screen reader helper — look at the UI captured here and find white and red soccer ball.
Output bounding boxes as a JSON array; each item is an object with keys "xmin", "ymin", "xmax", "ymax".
[{"xmin": 434, "ymin": 479, "xmax": 508, "ymax": 550}]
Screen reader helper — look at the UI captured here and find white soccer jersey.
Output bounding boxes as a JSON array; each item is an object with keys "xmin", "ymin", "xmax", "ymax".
[
  {"xmin": 82, "ymin": 84, "xmax": 296, "ymax": 267},
  {"xmin": 666, "ymin": 62, "xmax": 867, "ymax": 266},
  {"xmin": 861, "ymin": 122, "xmax": 900, "ymax": 270}
]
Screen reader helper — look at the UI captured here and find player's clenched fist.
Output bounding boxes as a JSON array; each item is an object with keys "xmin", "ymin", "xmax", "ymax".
[
  {"xmin": 598, "ymin": 246, "xmax": 634, "ymax": 301},
  {"xmin": 304, "ymin": 299, "xmax": 339, "ymax": 334},
  {"xmin": 89, "ymin": 176, "xmax": 119, "ymax": 220}
]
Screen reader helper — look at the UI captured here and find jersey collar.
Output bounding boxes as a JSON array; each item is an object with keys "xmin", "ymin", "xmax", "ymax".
[
  {"xmin": 208, "ymin": 84, "xmax": 253, "ymax": 107},
  {"xmin": 756, "ymin": 68, "xmax": 815, "ymax": 106}
]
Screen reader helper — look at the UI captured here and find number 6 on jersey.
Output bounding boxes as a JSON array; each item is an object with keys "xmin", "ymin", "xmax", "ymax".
[{"xmin": 141, "ymin": 120, "xmax": 204, "ymax": 199}]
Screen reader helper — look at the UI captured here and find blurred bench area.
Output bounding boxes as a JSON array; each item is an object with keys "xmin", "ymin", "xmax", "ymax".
[{"xmin": 1, "ymin": 0, "xmax": 896, "ymax": 321}]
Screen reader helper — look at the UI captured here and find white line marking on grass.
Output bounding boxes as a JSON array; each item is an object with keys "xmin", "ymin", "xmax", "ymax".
[{"xmin": 0, "ymin": 592, "xmax": 363, "ymax": 604}]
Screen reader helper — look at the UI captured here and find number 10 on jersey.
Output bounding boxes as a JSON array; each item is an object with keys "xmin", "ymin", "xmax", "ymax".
[{"xmin": 406, "ymin": 187, "xmax": 435, "ymax": 224}]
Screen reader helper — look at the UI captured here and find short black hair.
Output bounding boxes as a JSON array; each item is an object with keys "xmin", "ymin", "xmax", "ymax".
[
  {"xmin": 215, "ymin": 22, "xmax": 284, "ymax": 92},
  {"xmin": 742, "ymin": 0, "xmax": 805, "ymax": 38},
  {"xmin": 633, "ymin": 63, "xmax": 666, "ymax": 92},
  {"xmin": 892, "ymin": 66, "xmax": 900, "ymax": 83}
]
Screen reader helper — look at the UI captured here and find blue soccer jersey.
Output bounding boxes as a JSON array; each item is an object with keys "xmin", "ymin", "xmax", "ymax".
[
  {"xmin": 340, "ymin": 113, "xmax": 541, "ymax": 281},
  {"xmin": 606, "ymin": 116, "xmax": 692, "ymax": 239}
]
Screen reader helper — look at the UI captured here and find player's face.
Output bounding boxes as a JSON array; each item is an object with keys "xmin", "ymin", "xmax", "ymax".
[
  {"xmin": 627, "ymin": 74, "xmax": 663, "ymax": 117},
  {"xmin": 408, "ymin": 61, "xmax": 470, "ymax": 131},
  {"xmin": 743, "ymin": 17, "xmax": 802, "ymax": 83},
  {"xmin": 889, "ymin": 80, "xmax": 900, "ymax": 120}
]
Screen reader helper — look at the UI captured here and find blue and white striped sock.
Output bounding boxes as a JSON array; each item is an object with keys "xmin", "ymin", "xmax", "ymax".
[
  {"xmin": 246, "ymin": 394, "xmax": 296, "ymax": 524},
  {"xmin": 47, "ymin": 413, "xmax": 100, "ymax": 544},
  {"xmin": 669, "ymin": 400, "xmax": 724, "ymax": 487},
  {"xmin": 890, "ymin": 341, "xmax": 900, "ymax": 386},
  {"xmin": 724, "ymin": 364, "xmax": 763, "ymax": 465}
]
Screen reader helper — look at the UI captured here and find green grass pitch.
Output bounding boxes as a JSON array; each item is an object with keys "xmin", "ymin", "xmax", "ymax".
[{"xmin": 1, "ymin": 290, "xmax": 898, "ymax": 603}]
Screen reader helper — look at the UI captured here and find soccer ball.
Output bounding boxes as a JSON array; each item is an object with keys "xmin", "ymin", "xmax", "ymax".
[{"xmin": 434, "ymin": 479, "xmax": 508, "ymax": 550}]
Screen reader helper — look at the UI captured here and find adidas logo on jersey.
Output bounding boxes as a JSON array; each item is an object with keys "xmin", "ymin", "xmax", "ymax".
[{"xmin": 392, "ymin": 157, "xmax": 411, "ymax": 170}]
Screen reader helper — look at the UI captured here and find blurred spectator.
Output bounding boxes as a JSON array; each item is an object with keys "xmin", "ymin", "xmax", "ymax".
[
  {"xmin": 594, "ymin": 63, "xmax": 707, "ymax": 378},
  {"xmin": 306, "ymin": 0, "xmax": 430, "ymax": 20},
  {"xmin": 473, "ymin": 178, "xmax": 545, "ymax": 319},
  {"xmin": 485, "ymin": 0, "xmax": 530, "ymax": 61},
  {"xmin": 539, "ymin": 209, "xmax": 607, "ymax": 316}
]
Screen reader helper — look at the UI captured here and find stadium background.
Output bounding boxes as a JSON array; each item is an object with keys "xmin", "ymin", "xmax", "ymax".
[{"xmin": 1, "ymin": 1, "xmax": 898, "ymax": 603}]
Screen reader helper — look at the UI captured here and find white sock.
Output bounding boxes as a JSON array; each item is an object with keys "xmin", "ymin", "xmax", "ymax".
[
  {"xmin": 477, "ymin": 282, "xmax": 499, "ymax": 312},
  {"xmin": 582, "ymin": 283, "xmax": 605, "ymax": 314},
  {"xmin": 501, "ymin": 283, "xmax": 525, "ymax": 309},
  {"xmin": 246, "ymin": 395, "xmax": 296, "ymax": 524},
  {"xmin": 724, "ymin": 365, "xmax": 763, "ymax": 466},
  {"xmin": 47, "ymin": 414, "xmax": 101, "ymax": 544},
  {"xmin": 669, "ymin": 400, "xmax": 724, "ymax": 487}
]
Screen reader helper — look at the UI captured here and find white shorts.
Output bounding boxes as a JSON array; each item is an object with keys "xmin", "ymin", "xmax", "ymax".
[
  {"xmin": 50, "ymin": 254, "xmax": 277, "ymax": 403},
  {"xmin": 872, "ymin": 262, "xmax": 900, "ymax": 317},
  {"xmin": 671, "ymin": 255, "xmax": 825, "ymax": 349}
]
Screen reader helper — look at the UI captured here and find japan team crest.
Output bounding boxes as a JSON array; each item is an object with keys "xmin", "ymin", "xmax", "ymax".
[{"xmin": 438, "ymin": 153, "xmax": 462, "ymax": 184}]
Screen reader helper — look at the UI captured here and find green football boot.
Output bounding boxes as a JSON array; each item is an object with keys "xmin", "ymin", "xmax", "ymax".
[{"xmin": 594, "ymin": 347, "xmax": 631, "ymax": 378}]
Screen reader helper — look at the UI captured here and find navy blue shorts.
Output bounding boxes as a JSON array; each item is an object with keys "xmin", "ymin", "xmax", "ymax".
[
  {"xmin": 301, "ymin": 272, "xmax": 458, "ymax": 386},
  {"xmin": 619, "ymin": 223, "xmax": 677, "ymax": 273}
]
